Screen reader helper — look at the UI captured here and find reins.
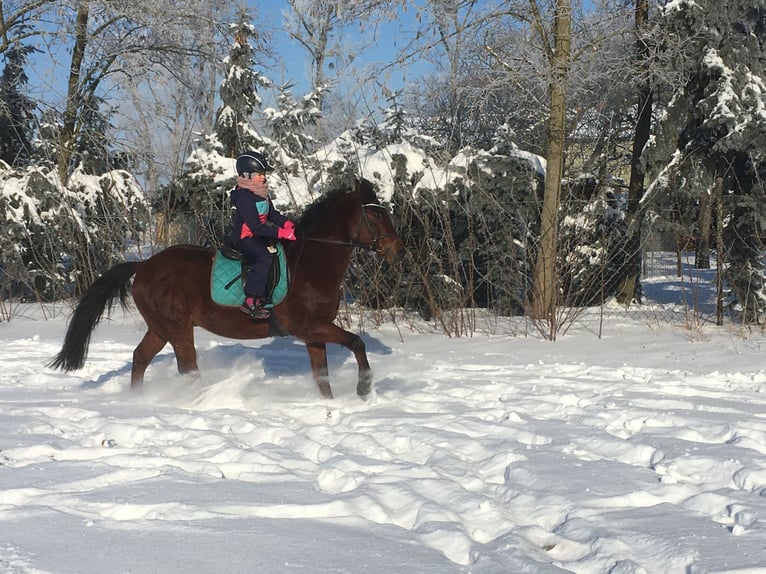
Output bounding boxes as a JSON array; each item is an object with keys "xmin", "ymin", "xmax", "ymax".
[{"xmin": 298, "ymin": 236, "xmax": 376, "ymax": 251}]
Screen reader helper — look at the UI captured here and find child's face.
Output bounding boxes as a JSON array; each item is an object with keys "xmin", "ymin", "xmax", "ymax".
[{"xmin": 251, "ymin": 172, "xmax": 267, "ymax": 183}]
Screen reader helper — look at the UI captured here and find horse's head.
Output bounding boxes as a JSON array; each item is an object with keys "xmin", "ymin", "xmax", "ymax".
[
  {"xmin": 353, "ymin": 180, "xmax": 405, "ymax": 263},
  {"xmin": 296, "ymin": 179, "xmax": 405, "ymax": 262}
]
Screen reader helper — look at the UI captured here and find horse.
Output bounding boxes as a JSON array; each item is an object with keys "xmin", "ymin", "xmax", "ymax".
[{"xmin": 49, "ymin": 178, "xmax": 405, "ymax": 400}]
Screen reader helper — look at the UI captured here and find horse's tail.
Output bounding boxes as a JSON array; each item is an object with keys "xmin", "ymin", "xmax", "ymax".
[{"xmin": 49, "ymin": 261, "xmax": 140, "ymax": 372}]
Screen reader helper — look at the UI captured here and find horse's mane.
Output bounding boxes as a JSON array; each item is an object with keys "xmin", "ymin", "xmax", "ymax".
[{"xmin": 297, "ymin": 178, "xmax": 379, "ymax": 233}]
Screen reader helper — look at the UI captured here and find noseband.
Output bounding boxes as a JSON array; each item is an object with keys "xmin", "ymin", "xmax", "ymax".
[{"xmin": 356, "ymin": 203, "xmax": 400, "ymax": 253}]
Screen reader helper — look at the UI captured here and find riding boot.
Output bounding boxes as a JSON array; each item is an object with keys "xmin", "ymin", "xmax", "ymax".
[{"xmin": 241, "ymin": 296, "xmax": 270, "ymax": 320}]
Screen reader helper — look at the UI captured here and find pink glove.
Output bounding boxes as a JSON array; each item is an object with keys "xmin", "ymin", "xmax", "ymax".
[
  {"xmin": 277, "ymin": 227, "xmax": 296, "ymax": 241},
  {"xmin": 283, "ymin": 220, "xmax": 295, "ymax": 231}
]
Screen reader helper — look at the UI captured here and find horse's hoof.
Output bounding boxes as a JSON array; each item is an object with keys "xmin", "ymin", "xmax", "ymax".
[{"xmin": 357, "ymin": 372, "xmax": 372, "ymax": 399}]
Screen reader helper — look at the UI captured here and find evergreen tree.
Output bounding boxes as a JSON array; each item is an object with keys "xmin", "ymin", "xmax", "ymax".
[
  {"xmin": 457, "ymin": 150, "xmax": 542, "ymax": 316},
  {"xmin": 558, "ymin": 176, "xmax": 628, "ymax": 306},
  {"xmin": 378, "ymin": 99, "xmax": 408, "ymax": 148},
  {"xmin": 616, "ymin": 0, "xmax": 653, "ymax": 305},
  {"xmin": 0, "ymin": 164, "xmax": 149, "ymax": 300},
  {"xmin": 154, "ymin": 132, "xmax": 234, "ymax": 247},
  {"xmin": 0, "ymin": 45, "xmax": 37, "ymax": 167},
  {"xmin": 649, "ymin": 0, "xmax": 766, "ymax": 322},
  {"xmin": 215, "ymin": 12, "xmax": 269, "ymax": 157},
  {"xmin": 345, "ymin": 135, "xmax": 544, "ymax": 323},
  {"xmin": 265, "ymin": 84, "xmax": 324, "ymax": 160}
]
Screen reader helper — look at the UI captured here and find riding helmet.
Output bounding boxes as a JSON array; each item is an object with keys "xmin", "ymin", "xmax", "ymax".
[{"xmin": 236, "ymin": 151, "xmax": 274, "ymax": 177}]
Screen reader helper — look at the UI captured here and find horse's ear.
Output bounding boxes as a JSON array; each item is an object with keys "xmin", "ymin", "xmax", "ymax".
[{"xmin": 356, "ymin": 178, "xmax": 378, "ymax": 201}]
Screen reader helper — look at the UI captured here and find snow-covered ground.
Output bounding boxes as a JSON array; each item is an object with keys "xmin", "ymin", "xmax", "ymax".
[{"xmin": 1, "ymin": 267, "xmax": 765, "ymax": 573}]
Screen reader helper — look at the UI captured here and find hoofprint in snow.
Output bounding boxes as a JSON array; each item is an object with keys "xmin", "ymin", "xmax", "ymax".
[{"xmin": 1, "ymin": 300, "xmax": 765, "ymax": 573}]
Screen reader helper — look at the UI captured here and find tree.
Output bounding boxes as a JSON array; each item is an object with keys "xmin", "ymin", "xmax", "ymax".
[
  {"xmin": 403, "ymin": 0, "xmax": 511, "ymax": 154},
  {"xmin": 529, "ymin": 0, "xmax": 572, "ymax": 334},
  {"xmin": 0, "ymin": 44, "xmax": 36, "ymax": 166},
  {"xmin": 0, "ymin": 1, "xmax": 53, "ymax": 166},
  {"xmin": 113, "ymin": 1, "xmax": 233, "ymax": 215},
  {"xmin": 265, "ymin": 84, "xmax": 324, "ymax": 159},
  {"xmin": 558, "ymin": 176, "xmax": 629, "ymax": 307},
  {"xmin": 53, "ymin": 0, "xmax": 227, "ymax": 185},
  {"xmin": 646, "ymin": 0, "xmax": 766, "ymax": 323},
  {"xmin": 0, "ymin": 1, "xmax": 53, "ymax": 57},
  {"xmin": 615, "ymin": 0, "xmax": 652, "ymax": 304},
  {"xmin": 57, "ymin": 0, "xmax": 89, "ymax": 184},
  {"xmin": 155, "ymin": 12, "xmax": 289, "ymax": 247},
  {"xmin": 215, "ymin": 12, "xmax": 269, "ymax": 157},
  {"xmin": 0, "ymin": 163, "xmax": 150, "ymax": 300},
  {"xmin": 283, "ymin": 0, "xmax": 392, "ymax": 114},
  {"xmin": 74, "ymin": 94, "xmax": 125, "ymax": 175}
]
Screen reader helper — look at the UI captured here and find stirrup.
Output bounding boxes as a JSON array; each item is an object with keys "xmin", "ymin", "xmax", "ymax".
[{"xmin": 241, "ymin": 298, "xmax": 270, "ymax": 320}]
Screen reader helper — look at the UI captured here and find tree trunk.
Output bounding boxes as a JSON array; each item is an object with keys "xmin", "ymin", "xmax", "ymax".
[
  {"xmin": 529, "ymin": 0, "xmax": 571, "ymax": 331},
  {"xmin": 58, "ymin": 0, "xmax": 89, "ymax": 186},
  {"xmin": 616, "ymin": 0, "xmax": 652, "ymax": 304},
  {"xmin": 695, "ymin": 186, "xmax": 712, "ymax": 269},
  {"xmin": 714, "ymin": 175, "xmax": 723, "ymax": 325}
]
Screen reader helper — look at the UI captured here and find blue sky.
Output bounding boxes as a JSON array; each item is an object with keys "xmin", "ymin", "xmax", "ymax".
[
  {"xmin": 253, "ymin": 1, "xmax": 433, "ymax": 105},
  {"xmin": 18, "ymin": 1, "xmax": 426, "ymax": 123}
]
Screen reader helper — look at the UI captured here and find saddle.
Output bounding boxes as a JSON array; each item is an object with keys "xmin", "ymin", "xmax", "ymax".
[{"xmin": 210, "ymin": 238, "xmax": 288, "ymax": 308}]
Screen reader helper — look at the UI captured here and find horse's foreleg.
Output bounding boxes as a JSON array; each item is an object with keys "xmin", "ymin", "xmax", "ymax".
[
  {"xmin": 348, "ymin": 334, "xmax": 373, "ymax": 399},
  {"xmin": 307, "ymin": 325, "xmax": 372, "ymax": 400},
  {"xmin": 132, "ymin": 330, "xmax": 167, "ymax": 389},
  {"xmin": 306, "ymin": 342, "xmax": 333, "ymax": 399}
]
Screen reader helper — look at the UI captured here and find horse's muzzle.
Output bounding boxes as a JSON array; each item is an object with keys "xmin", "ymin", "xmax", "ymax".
[{"xmin": 378, "ymin": 236, "xmax": 406, "ymax": 263}]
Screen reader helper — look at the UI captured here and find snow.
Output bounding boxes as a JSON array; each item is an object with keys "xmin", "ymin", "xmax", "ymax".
[
  {"xmin": 2, "ymin": 270, "xmax": 766, "ymax": 574},
  {"xmin": 310, "ymin": 136, "xmax": 441, "ymax": 202}
]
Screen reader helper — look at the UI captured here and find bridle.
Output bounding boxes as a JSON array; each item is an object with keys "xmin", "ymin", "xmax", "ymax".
[{"xmin": 299, "ymin": 202, "xmax": 398, "ymax": 254}]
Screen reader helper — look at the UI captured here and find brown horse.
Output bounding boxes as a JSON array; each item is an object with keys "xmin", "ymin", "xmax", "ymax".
[{"xmin": 50, "ymin": 179, "xmax": 405, "ymax": 400}]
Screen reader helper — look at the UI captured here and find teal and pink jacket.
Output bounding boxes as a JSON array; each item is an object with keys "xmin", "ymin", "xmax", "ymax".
[{"xmin": 228, "ymin": 186, "xmax": 289, "ymax": 242}]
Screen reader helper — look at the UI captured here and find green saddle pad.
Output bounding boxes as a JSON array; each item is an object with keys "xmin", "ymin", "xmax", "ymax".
[{"xmin": 210, "ymin": 244, "xmax": 288, "ymax": 308}]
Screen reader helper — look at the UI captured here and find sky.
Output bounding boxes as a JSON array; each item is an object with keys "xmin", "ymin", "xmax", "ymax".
[
  {"xmin": 1, "ymin": 257, "xmax": 766, "ymax": 573},
  {"xmin": 257, "ymin": 0, "xmax": 435, "ymax": 110},
  {"xmin": 19, "ymin": 0, "xmax": 430, "ymax": 123}
]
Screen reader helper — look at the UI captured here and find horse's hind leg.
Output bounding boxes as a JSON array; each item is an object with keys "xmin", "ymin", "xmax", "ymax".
[
  {"xmin": 170, "ymin": 328, "xmax": 199, "ymax": 376},
  {"xmin": 132, "ymin": 330, "xmax": 167, "ymax": 389}
]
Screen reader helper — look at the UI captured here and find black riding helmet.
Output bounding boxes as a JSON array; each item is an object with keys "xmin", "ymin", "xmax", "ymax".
[{"xmin": 236, "ymin": 151, "xmax": 274, "ymax": 177}]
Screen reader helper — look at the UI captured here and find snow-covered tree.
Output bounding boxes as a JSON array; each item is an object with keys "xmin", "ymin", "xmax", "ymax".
[
  {"xmin": 215, "ymin": 12, "xmax": 270, "ymax": 157},
  {"xmin": 648, "ymin": 0, "xmax": 766, "ymax": 322},
  {"xmin": 51, "ymin": 0, "xmax": 229, "ymax": 185},
  {"xmin": 559, "ymin": 176, "xmax": 629, "ymax": 306},
  {"xmin": 0, "ymin": 164, "xmax": 149, "ymax": 300},
  {"xmin": 616, "ymin": 0, "xmax": 653, "ymax": 305},
  {"xmin": 156, "ymin": 12, "xmax": 303, "ymax": 247},
  {"xmin": 343, "ymin": 126, "xmax": 544, "ymax": 327},
  {"xmin": 264, "ymin": 84, "xmax": 324, "ymax": 160},
  {"xmin": 529, "ymin": 0, "xmax": 572, "ymax": 331}
]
